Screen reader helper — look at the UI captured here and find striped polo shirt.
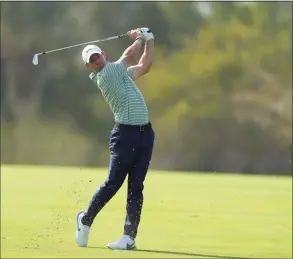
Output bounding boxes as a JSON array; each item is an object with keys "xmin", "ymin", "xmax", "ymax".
[{"xmin": 89, "ymin": 61, "xmax": 149, "ymax": 125}]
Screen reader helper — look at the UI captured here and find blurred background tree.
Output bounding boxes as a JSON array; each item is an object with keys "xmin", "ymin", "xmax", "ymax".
[{"xmin": 1, "ymin": 2, "xmax": 291, "ymax": 174}]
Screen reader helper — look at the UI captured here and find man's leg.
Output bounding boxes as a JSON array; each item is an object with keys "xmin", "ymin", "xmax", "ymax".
[
  {"xmin": 124, "ymin": 127, "xmax": 155, "ymax": 240},
  {"xmin": 106, "ymin": 126, "xmax": 155, "ymax": 250},
  {"xmin": 81, "ymin": 155, "xmax": 128, "ymax": 227},
  {"xmin": 76, "ymin": 127, "xmax": 131, "ymax": 247}
]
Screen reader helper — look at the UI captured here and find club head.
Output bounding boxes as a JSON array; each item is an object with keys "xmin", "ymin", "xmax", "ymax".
[{"xmin": 32, "ymin": 54, "xmax": 39, "ymax": 65}]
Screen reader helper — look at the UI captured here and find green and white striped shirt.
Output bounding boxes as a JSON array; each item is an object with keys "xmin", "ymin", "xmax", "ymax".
[{"xmin": 89, "ymin": 61, "xmax": 149, "ymax": 125}]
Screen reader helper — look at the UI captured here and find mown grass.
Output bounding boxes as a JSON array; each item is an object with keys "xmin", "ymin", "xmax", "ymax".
[{"xmin": 1, "ymin": 165, "xmax": 292, "ymax": 258}]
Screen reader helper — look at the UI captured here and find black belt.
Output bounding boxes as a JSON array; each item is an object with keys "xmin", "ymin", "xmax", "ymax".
[{"xmin": 115, "ymin": 122, "xmax": 152, "ymax": 131}]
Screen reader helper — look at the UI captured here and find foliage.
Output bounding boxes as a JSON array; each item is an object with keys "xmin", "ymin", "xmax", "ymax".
[{"xmin": 1, "ymin": 2, "xmax": 291, "ymax": 174}]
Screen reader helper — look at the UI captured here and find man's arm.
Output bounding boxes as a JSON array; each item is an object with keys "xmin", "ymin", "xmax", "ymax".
[
  {"xmin": 128, "ymin": 39, "xmax": 154, "ymax": 81},
  {"xmin": 118, "ymin": 29, "xmax": 144, "ymax": 68}
]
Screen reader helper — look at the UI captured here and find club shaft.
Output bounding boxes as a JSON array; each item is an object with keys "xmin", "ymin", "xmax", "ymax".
[{"xmin": 39, "ymin": 34, "xmax": 127, "ymax": 55}]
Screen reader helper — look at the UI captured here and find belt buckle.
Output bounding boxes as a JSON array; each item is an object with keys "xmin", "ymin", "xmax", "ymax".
[{"xmin": 140, "ymin": 125, "xmax": 145, "ymax": 131}]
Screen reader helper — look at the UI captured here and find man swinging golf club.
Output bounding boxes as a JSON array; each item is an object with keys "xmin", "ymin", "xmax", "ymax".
[{"xmin": 76, "ymin": 28, "xmax": 155, "ymax": 250}]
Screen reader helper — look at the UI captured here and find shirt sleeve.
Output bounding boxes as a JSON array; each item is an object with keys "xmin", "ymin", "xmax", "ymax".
[
  {"xmin": 126, "ymin": 67, "xmax": 133, "ymax": 79},
  {"xmin": 103, "ymin": 61, "xmax": 127, "ymax": 80}
]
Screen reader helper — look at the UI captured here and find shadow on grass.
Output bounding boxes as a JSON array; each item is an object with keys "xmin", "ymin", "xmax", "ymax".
[{"xmin": 89, "ymin": 246, "xmax": 248, "ymax": 259}]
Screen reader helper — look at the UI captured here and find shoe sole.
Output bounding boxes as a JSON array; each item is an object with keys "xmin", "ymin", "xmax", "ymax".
[{"xmin": 107, "ymin": 244, "xmax": 136, "ymax": 250}]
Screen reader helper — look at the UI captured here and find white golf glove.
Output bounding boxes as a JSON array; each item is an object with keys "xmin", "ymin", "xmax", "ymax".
[{"xmin": 139, "ymin": 27, "xmax": 154, "ymax": 41}]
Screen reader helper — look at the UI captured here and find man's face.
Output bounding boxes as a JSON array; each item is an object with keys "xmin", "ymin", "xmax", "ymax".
[{"xmin": 85, "ymin": 52, "xmax": 107, "ymax": 72}]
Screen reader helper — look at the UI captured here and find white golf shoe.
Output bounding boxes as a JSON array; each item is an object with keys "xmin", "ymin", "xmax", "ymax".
[
  {"xmin": 107, "ymin": 235, "xmax": 136, "ymax": 250},
  {"xmin": 75, "ymin": 211, "xmax": 90, "ymax": 247}
]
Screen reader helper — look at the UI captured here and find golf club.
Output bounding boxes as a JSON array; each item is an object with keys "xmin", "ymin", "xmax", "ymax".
[{"xmin": 32, "ymin": 33, "xmax": 127, "ymax": 66}]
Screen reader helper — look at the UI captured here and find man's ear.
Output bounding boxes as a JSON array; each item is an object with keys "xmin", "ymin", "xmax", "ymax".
[{"xmin": 102, "ymin": 50, "xmax": 107, "ymax": 59}]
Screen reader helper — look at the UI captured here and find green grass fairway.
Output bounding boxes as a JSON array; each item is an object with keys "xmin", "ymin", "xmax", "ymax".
[{"xmin": 1, "ymin": 165, "xmax": 292, "ymax": 258}]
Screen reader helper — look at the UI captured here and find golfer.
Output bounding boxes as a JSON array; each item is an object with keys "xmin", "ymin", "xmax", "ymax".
[{"xmin": 76, "ymin": 28, "xmax": 155, "ymax": 250}]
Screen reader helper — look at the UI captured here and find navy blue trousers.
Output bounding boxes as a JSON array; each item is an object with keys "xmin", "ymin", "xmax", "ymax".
[{"xmin": 82, "ymin": 122, "xmax": 155, "ymax": 239}]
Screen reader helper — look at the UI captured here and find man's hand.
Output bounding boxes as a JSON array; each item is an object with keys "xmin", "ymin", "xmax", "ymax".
[
  {"xmin": 127, "ymin": 29, "xmax": 144, "ymax": 41},
  {"xmin": 139, "ymin": 28, "xmax": 154, "ymax": 41},
  {"xmin": 127, "ymin": 28, "xmax": 154, "ymax": 41}
]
